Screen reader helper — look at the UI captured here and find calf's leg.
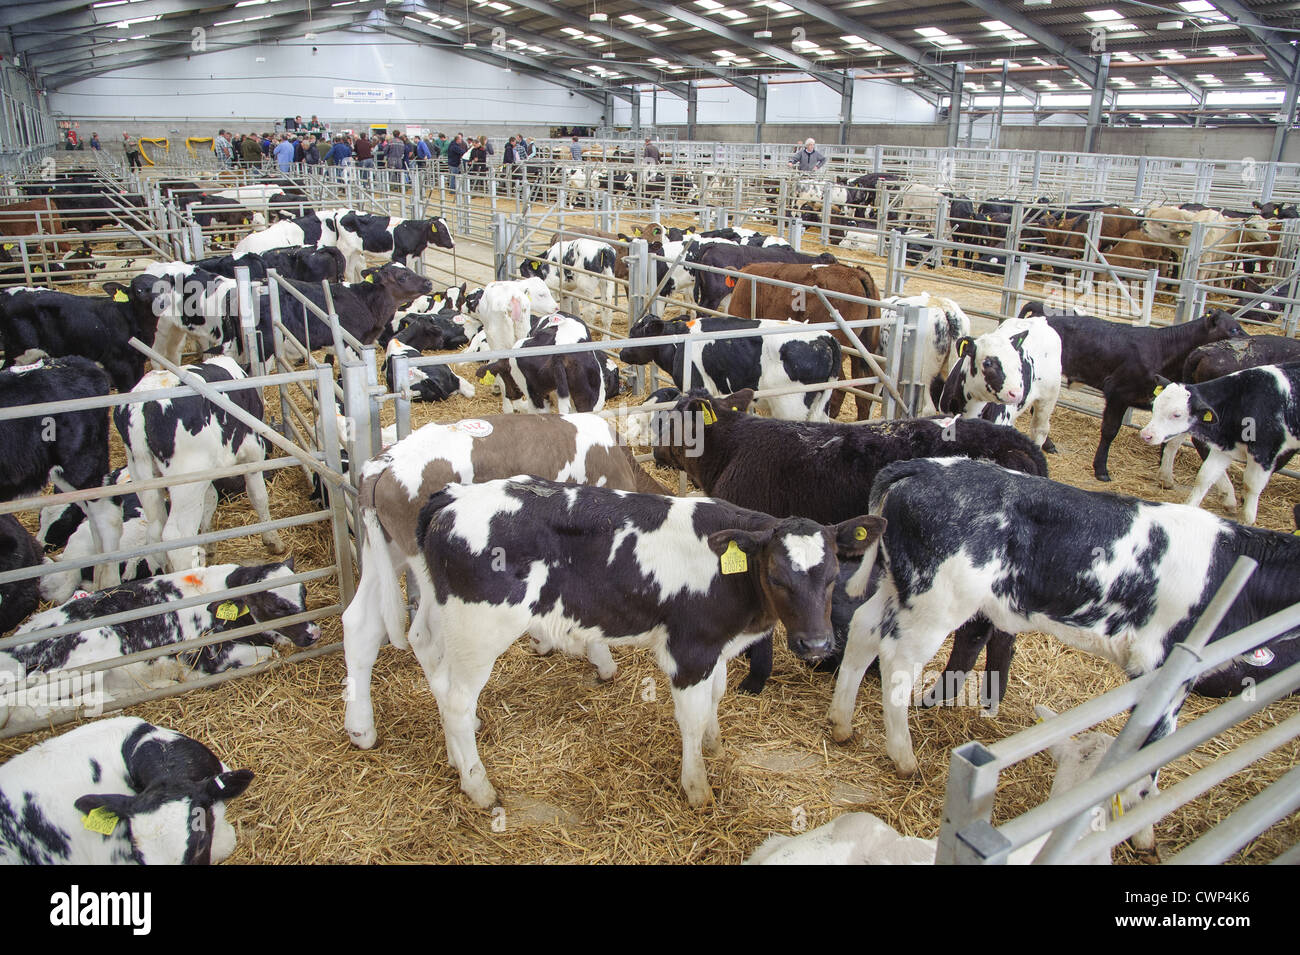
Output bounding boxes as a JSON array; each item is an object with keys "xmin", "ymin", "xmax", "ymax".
[
  {"xmin": 242, "ymin": 468, "xmax": 286, "ymax": 555},
  {"xmin": 828, "ymin": 586, "xmax": 891, "ymax": 743},
  {"xmin": 878, "ymin": 617, "xmax": 954, "ymax": 777},
  {"xmin": 1092, "ymin": 392, "xmax": 1128, "ymax": 481},
  {"xmin": 1239, "ymin": 457, "xmax": 1272, "ymax": 527},
  {"xmin": 670, "ymin": 670, "xmax": 718, "ymax": 807}
]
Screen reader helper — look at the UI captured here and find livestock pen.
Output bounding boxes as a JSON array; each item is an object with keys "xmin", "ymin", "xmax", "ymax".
[{"xmin": 0, "ymin": 145, "xmax": 1297, "ymax": 864}]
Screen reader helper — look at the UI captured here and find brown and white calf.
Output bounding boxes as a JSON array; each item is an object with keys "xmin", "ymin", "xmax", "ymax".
[
  {"xmin": 725, "ymin": 261, "xmax": 881, "ymax": 419},
  {"xmin": 412, "ymin": 477, "xmax": 881, "ymax": 807},
  {"xmin": 341, "ymin": 413, "xmax": 669, "ymax": 749}
]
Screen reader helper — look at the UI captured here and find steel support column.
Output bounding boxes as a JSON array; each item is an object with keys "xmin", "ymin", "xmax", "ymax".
[
  {"xmin": 687, "ymin": 81, "xmax": 697, "ymax": 141},
  {"xmin": 1085, "ymin": 53, "xmax": 1111, "ymax": 154},
  {"xmin": 947, "ymin": 64, "xmax": 965, "ymax": 149},
  {"xmin": 838, "ymin": 71, "xmax": 854, "ymax": 146},
  {"xmin": 1271, "ymin": 44, "xmax": 1300, "ymax": 165},
  {"xmin": 755, "ymin": 76, "xmax": 768, "ymax": 145}
]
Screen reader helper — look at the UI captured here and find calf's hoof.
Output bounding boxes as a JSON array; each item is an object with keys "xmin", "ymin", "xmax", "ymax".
[
  {"xmin": 829, "ymin": 722, "xmax": 855, "ymax": 745},
  {"xmin": 265, "ymin": 537, "xmax": 288, "ymax": 556},
  {"xmin": 684, "ymin": 782, "xmax": 715, "ymax": 808},
  {"xmin": 1041, "ymin": 438, "xmax": 1058, "ymax": 454},
  {"xmin": 737, "ymin": 675, "xmax": 766, "ymax": 695},
  {"xmin": 891, "ymin": 753, "xmax": 919, "ymax": 778},
  {"xmin": 1093, "ymin": 471, "xmax": 1112, "ymax": 483},
  {"xmin": 347, "ymin": 726, "xmax": 378, "ymax": 750},
  {"xmin": 462, "ymin": 775, "xmax": 498, "ymax": 810}
]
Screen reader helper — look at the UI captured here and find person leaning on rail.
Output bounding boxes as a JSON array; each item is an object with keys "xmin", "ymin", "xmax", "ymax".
[{"xmin": 788, "ymin": 138, "xmax": 826, "ymax": 172}]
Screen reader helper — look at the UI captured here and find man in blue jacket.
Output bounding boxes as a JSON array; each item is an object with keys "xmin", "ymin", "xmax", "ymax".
[
  {"xmin": 446, "ymin": 133, "xmax": 468, "ymax": 191},
  {"xmin": 274, "ymin": 135, "xmax": 296, "ymax": 173}
]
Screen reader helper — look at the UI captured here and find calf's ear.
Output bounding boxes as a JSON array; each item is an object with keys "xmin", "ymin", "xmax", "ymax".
[
  {"xmin": 833, "ymin": 516, "xmax": 886, "ymax": 558},
  {"xmin": 723, "ymin": 388, "xmax": 755, "ymax": 412},
  {"xmin": 1152, "ymin": 375, "xmax": 1172, "ymax": 397},
  {"xmin": 955, "ymin": 336, "xmax": 977, "ymax": 361},
  {"xmin": 1010, "ymin": 329, "xmax": 1030, "ymax": 351},
  {"xmin": 684, "ymin": 394, "xmax": 722, "ymax": 427},
  {"xmin": 706, "ymin": 528, "xmax": 770, "ymax": 566},
  {"xmin": 75, "ymin": 792, "xmax": 139, "ymax": 820},
  {"xmin": 206, "ymin": 769, "xmax": 254, "ymax": 803},
  {"xmin": 1189, "ymin": 393, "xmax": 1218, "ymax": 425}
]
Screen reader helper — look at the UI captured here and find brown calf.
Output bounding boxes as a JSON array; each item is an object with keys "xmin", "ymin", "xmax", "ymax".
[
  {"xmin": 0, "ymin": 198, "xmax": 69, "ymax": 256},
  {"xmin": 1101, "ymin": 228, "xmax": 1177, "ymax": 278},
  {"xmin": 1040, "ymin": 205, "xmax": 1142, "ymax": 262},
  {"xmin": 726, "ymin": 261, "xmax": 881, "ymax": 420}
]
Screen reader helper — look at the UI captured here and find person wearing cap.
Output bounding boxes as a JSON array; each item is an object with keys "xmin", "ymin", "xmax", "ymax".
[
  {"xmin": 788, "ymin": 138, "xmax": 826, "ymax": 172},
  {"xmin": 569, "ymin": 135, "xmax": 583, "ymax": 161},
  {"xmin": 644, "ymin": 137, "xmax": 661, "ymax": 165}
]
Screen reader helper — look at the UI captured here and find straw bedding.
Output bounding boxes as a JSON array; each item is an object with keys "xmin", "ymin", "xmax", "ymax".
[{"xmin": 1, "ymin": 194, "xmax": 1296, "ymax": 864}]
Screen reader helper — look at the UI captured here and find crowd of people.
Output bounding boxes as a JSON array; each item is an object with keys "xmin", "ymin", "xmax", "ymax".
[{"xmin": 105, "ymin": 119, "xmax": 807, "ymax": 190}]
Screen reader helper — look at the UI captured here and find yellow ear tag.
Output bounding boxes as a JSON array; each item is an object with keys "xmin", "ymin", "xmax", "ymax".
[
  {"xmin": 720, "ymin": 540, "xmax": 748, "ymax": 575},
  {"xmin": 215, "ymin": 601, "xmax": 243, "ymax": 622},
  {"xmin": 634, "ymin": 227, "xmax": 642, "ymax": 236},
  {"xmin": 2, "ymin": 243, "xmax": 12, "ymax": 251},
  {"xmin": 113, "ymin": 290, "xmax": 128, "ymax": 303},
  {"xmin": 364, "ymin": 274, "xmax": 374, "ymax": 284},
  {"xmin": 854, "ymin": 526, "xmax": 868, "ymax": 541},
  {"xmin": 1111, "ymin": 794, "xmax": 1124, "ymax": 818},
  {"xmin": 958, "ymin": 340, "xmax": 969, "ymax": 357},
  {"xmin": 700, "ymin": 405, "xmax": 717, "ymax": 426},
  {"xmin": 1153, "ymin": 385, "xmax": 1164, "ymax": 396},
  {"xmin": 432, "ymin": 294, "xmax": 443, "ymax": 303},
  {"xmin": 1202, "ymin": 411, "xmax": 1213, "ymax": 422},
  {"xmin": 481, "ymin": 370, "xmax": 496, "ymax": 386},
  {"xmin": 83, "ymin": 807, "xmax": 120, "ymax": 836}
]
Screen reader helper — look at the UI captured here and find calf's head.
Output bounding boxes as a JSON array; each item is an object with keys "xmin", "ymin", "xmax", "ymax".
[
  {"xmin": 949, "ymin": 330, "xmax": 1029, "ymax": 406},
  {"xmin": 361, "ymin": 264, "xmax": 434, "ymax": 305},
  {"xmin": 1203, "ymin": 307, "xmax": 1249, "ymax": 343},
  {"xmin": 707, "ymin": 515, "xmax": 885, "ymax": 661},
  {"xmin": 1139, "ymin": 377, "xmax": 1217, "ymax": 447}
]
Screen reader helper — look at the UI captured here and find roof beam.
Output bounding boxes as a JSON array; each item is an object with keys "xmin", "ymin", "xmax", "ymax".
[
  {"xmin": 775, "ymin": 0, "xmax": 955, "ymax": 89},
  {"xmin": 956, "ymin": 0, "xmax": 1099, "ymax": 86},
  {"xmin": 1135, "ymin": 54, "xmax": 1205, "ymax": 103},
  {"xmin": 403, "ymin": 1, "xmax": 690, "ymax": 98},
  {"xmin": 1209, "ymin": 0, "xmax": 1295, "ymax": 78},
  {"xmin": 0, "ymin": 0, "xmax": 95, "ymax": 30},
  {"xmin": 637, "ymin": 0, "xmax": 845, "ymax": 93},
  {"xmin": 29, "ymin": 2, "xmax": 332, "ymax": 72},
  {"xmin": 380, "ymin": 16, "xmax": 634, "ymax": 103},
  {"xmin": 40, "ymin": 11, "xmax": 374, "ymax": 87},
  {"xmin": 499, "ymin": 0, "xmax": 759, "ymax": 98},
  {"xmin": 379, "ymin": 22, "xmax": 610, "ymax": 106}
]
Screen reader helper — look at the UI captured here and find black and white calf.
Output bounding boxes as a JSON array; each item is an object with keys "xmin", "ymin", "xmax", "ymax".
[
  {"xmin": 519, "ymin": 238, "xmax": 618, "ymax": 329},
  {"xmin": 412, "ymin": 478, "xmax": 881, "ymax": 806},
  {"xmin": 0, "ymin": 717, "xmax": 253, "ymax": 864},
  {"xmin": 115, "ymin": 356, "xmax": 285, "ymax": 572},
  {"xmin": 1140, "ymin": 363, "xmax": 1300, "ymax": 526},
  {"xmin": 38, "ymin": 470, "xmax": 158, "ymax": 605},
  {"xmin": 481, "ymin": 313, "xmax": 607, "ymax": 414},
  {"xmin": 828, "ymin": 457, "xmax": 1300, "ymax": 776},
  {"xmin": 938, "ymin": 314, "xmax": 1062, "ymax": 451},
  {"xmin": 1, "ymin": 356, "xmax": 121, "ymax": 589},
  {"xmin": 1026, "ymin": 303, "xmax": 1249, "ymax": 481},
  {"xmin": 0, "ymin": 562, "xmax": 318, "ymax": 729},
  {"xmin": 621, "ymin": 314, "xmax": 842, "ymax": 422},
  {"xmin": 257, "ymin": 263, "xmax": 434, "ymax": 355},
  {"xmin": 384, "ymin": 340, "xmax": 475, "ymax": 403},
  {"xmin": 879, "ymin": 293, "xmax": 971, "ymax": 414}
]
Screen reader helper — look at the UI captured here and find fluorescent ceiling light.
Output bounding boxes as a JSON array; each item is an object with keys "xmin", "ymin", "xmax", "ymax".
[
  {"xmin": 561, "ymin": 26, "xmax": 583, "ymax": 35},
  {"xmin": 619, "ymin": 14, "xmax": 645, "ymax": 23},
  {"xmin": 712, "ymin": 48, "xmax": 734, "ymax": 57},
  {"xmin": 1083, "ymin": 9, "xmax": 1122, "ymax": 21},
  {"xmin": 694, "ymin": 0, "xmax": 724, "ymax": 8},
  {"xmin": 980, "ymin": 20, "xmax": 1009, "ymax": 31},
  {"xmin": 915, "ymin": 27, "xmax": 946, "ymax": 37},
  {"xmin": 648, "ymin": 57, "xmax": 668, "ymax": 65}
]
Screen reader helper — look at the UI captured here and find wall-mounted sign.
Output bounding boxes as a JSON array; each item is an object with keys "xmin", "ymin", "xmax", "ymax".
[{"xmin": 334, "ymin": 87, "xmax": 396, "ymax": 105}]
